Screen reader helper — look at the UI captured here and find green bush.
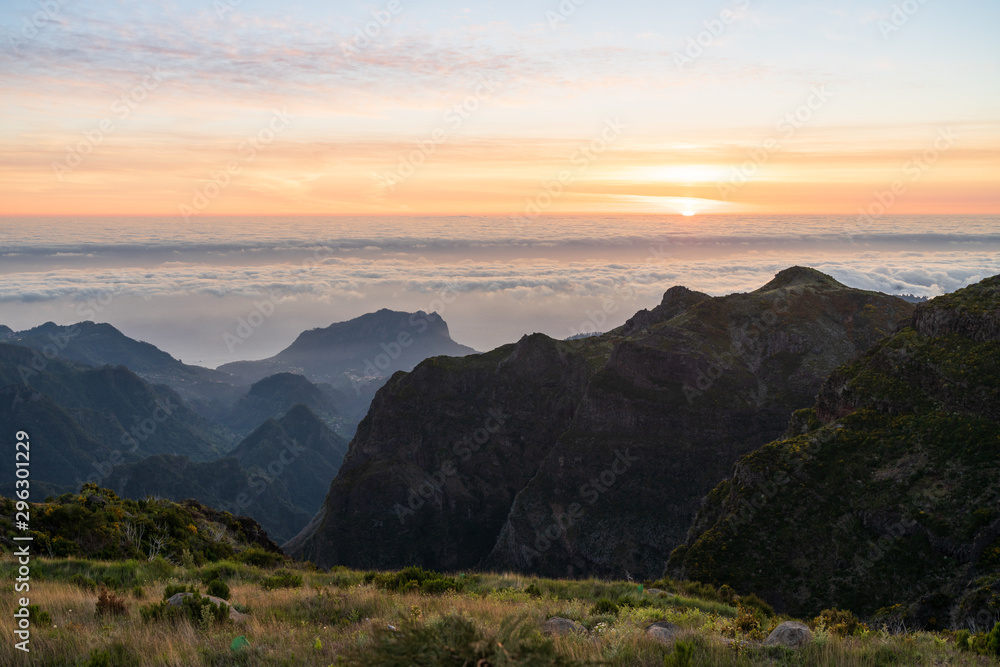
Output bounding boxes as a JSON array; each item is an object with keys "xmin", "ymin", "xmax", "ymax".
[
  {"xmin": 987, "ymin": 621, "xmax": 1000, "ymax": 656},
  {"xmin": 235, "ymin": 547, "xmax": 284, "ymax": 568},
  {"xmin": 813, "ymin": 608, "xmax": 861, "ymax": 636},
  {"xmin": 70, "ymin": 573, "xmax": 98, "ymax": 591},
  {"xmin": 591, "ymin": 598, "xmax": 620, "ymax": 615},
  {"xmin": 364, "ymin": 567, "xmax": 462, "ymax": 595},
  {"xmin": 206, "ymin": 579, "xmax": 231, "ymax": 600},
  {"xmin": 82, "ymin": 642, "xmax": 140, "ymax": 667},
  {"xmin": 525, "ymin": 583, "xmax": 543, "ymax": 598},
  {"xmin": 737, "ymin": 593, "xmax": 774, "ymax": 616},
  {"xmin": 340, "ymin": 613, "xmax": 572, "ymax": 666},
  {"xmin": 262, "ymin": 570, "xmax": 304, "ymax": 590},
  {"xmin": 27, "ymin": 605, "xmax": 51, "ymax": 627},
  {"xmin": 163, "ymin": 584, "xmax": 199, "ymax": 600},
  {"xmin": 955, "ymin": 630, "xmax": 971, "ymax": 651},
  {"xmin": 664, "ymin": 640, "xmax": 694, "ymax": 667},
  {"xmin": 718, "ymin": 584, "xmax": 736, "ymax": 604},
  {"xmin": 201, "ymin": 561, "xmax": 241, "ymax": 583}
]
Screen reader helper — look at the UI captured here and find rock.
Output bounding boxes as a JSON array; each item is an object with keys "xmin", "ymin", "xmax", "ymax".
[
  {"xmin": 165, "ymin": 593, "xmax": 247, "ymax": 622},
  {"xmin": 645, "ymin": 621, "xmax": 680, "ymax": 644},
  {"xmin": 763, "ymin": 621, "xmax": 813, "ymax": 648},
  {"xmin": 542, "ymin": 617, "xmax": 585, "ymax": 636},
  {"xmin": 645, "ymin": 588, "xmax": 666, "ymax": 596}
]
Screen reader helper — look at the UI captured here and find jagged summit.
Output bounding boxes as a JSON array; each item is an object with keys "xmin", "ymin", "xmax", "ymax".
[{"xmin": 756, "ymin": 266, "xmax": 847, "ymax": 292}]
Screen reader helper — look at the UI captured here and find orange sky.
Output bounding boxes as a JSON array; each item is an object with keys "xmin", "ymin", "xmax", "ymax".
[{"xmin": 2, "ymin": 1, "xmax": 999, "ymax": 217}]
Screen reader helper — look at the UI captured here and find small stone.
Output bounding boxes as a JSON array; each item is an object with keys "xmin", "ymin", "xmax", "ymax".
[
  {"xmin": 645, "ymin": 621, "xmax": 680, "ymax": 644},
  {"xmin": 763, "ymin": 621, "xmax": 813, "ymax": 648},
  {"xmin": 542, "ymin": 617, "xmax": 586, "ymax": 636}
]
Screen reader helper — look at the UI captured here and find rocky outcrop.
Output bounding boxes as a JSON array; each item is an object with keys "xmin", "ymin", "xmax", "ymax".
[
  {"xmin": 763, "ymin": 622, "xmax": 812, "ymax": 648},
  {"xmin": 671, "ymin": 273, "xmax": 1000, "ymax": 628},
  {"xmin": 288, "ymin": 268, "xmax": 913, "ymax": 578},
  {"xmin": 542, "ymin": 618, "xmax": 586, "ymax": 636}
]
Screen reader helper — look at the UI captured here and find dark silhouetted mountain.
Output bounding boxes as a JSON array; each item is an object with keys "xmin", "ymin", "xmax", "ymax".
[
  {"xmin": 6, "ymin": 321, "xmax": 244, "ymax": 409},
  {"xmin": 0, "ymin": 325, "xmax": 12, "ymax": 339},
  {"xmin": 107, "ymin": 405, "xmax": 347, "ymax": 543},
  {"xmin": 217, "ymin": 310, "xmax": 476, "ymax": 414},
  {"xmin": 220, "ymin": 373, "xmax": 348, "ymax": 438},
  {"xmin": 0, "ymin": 344, "xmax": 231, "ymax": 491},
  {"xmin": 285, "ymin": 268, "xmax": 914, "ymax": 577},
  {"xmin": 668, "ymin": 273, "xmax": 1000, "ymax": 629}
]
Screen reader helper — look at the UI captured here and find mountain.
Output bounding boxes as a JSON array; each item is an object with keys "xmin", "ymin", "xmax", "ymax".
[
  {"xmin": 286, "ymin": 267, "xmax": 914, "ymax": 576},
  {"xmin": 106, "ymin": 405, "xmax": 348, "ymax": 543},
  {"xmin": 5, "ymin": 321, "xmax": 244, "ymax": 409},
  {"xmin": 668, "ymin": 274, "xmax": 1000, "ymax": 629},
  {"xmin": 218, "ymin": 310, "xmax": 476, "ymax": 413},
  {"xmin": 0, "ymin": 325, "xmax": 12, "ymax": 339},
  {"xmin": 0, "ymin": 344, "xmax": 231, "ymax": 491},
  {"xmin": 220, "ymin": 372, "xmax": 349, "ymax": 437}
]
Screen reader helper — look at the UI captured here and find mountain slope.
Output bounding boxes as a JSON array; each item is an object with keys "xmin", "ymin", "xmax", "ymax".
[
  {"xmin": 107, "ymin": 405, "xmax": 347, "ymax": 543},
  {"xmin": 220, "ymin": 372, "xmax": 348, "ymax": 438},
  {"xmin": 287, "ymin": 268, "xmax": 914, "ymax": 576},
  {"xmin": 0, "ymin": 344, "xmax": 231, "ymax": 488},
  {"xmin": 6, "ymin": 321, "xmax": 244, "ymax": 408},
  {"xmin": 669, "ymin": 273, "xmax": 1000, "ymax": 629}
]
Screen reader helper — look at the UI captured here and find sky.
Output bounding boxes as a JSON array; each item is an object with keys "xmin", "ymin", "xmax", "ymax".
[{"xmin": 1, "ymin": 0, "xmax": 999, "ymax": 216}]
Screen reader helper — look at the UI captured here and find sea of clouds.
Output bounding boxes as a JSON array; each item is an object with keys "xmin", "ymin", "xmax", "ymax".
[{"xmin": 0, "ymin": 215, "xmax": 996, "ymax": 367}]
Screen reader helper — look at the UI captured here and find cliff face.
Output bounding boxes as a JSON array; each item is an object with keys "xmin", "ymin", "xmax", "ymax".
[
  {"xmin": 671, "ymin": 274, "xmax": 1000, "ymax": 628},
  {"xmin": 288, "ymin": 268, "xmax": 914, "ymax": 577}
]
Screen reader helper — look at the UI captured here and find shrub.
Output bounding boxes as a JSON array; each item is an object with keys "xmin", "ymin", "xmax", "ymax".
[
  {"xmin": 262, "ymin": 570, "xmax": 303, "ymax": 590},
  {"xmin": 813, "ymin": 608, "xmax": 861, "ymax": 636},
  {"xmin": 591, "ymin": 598, "xmax": 620, "ymax": 616},
  {"xmin": 955, "ymin": 630, "xmax": 971, "ymax": 651},
  {"xmin": 27, "ymin": 605, "xmax": 51, "ymax": 627},
  {"xmin": 525, "ymin": 583, "xmax": 543, "ymax": 598},
  {"xmin": 664, "ymin": 640, "xmax": 694, "ymax": 667},
  {"xmin": 70, "ymin": 573, "xmax": 98, "ymax": 592},
  {"xmin": 206, "ymin": 579, "xmax": 231, "ymax": 600},
  {"xmin": 364, "ymin": 567, "xmax": 462, "ymax": 595},
  {"xmin": 340, "ymin": 613, "xmax": 573, "ymax": 666},
  {"xmin": 235, "ymin": 547, "xmax": 284, "ymax": 568},
  {"xmin": 737, "ymin": 593, "xmax": 774, "ymax": 616},
  {"xmin": 987, "ymin": 621, "xmax": 1000, "ymax": 656},
  {"xmin": 163, "ymin": 584, "xmax": 199, "ymax": 600},
  {"xmin": 95, "ymin": 588, "xmax": 129, "ymax": 618},
  {"xmin": 718, "ymin": 584, "xmax": 736, "ymax": 604},
  {"xmin": 201, "ymin": 561, "xmax": 241, "ymax": 583},
  {"xmin": 82, "ymin": 642, "xmax": 140, "ymax": 667},
  {"xmin": 131, "ymin": 585, "xmax": 145, "ymax": 599}
]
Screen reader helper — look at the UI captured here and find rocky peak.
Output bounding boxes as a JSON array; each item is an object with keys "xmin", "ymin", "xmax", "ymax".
[
  {"xmin": 911, "ymin": 275, "xmax": 1000, "ymax": 342},
  {"xmin": 756, "ymin": 266, "xmax": 847, "ymax": 293}
]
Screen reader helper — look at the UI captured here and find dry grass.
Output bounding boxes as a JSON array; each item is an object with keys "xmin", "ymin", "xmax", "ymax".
[{"xmin": 0, "ymin": 560, "xmax": 993, "ymax": 666}]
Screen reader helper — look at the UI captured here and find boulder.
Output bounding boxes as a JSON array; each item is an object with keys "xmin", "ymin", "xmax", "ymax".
[
  {"xmin": 645, "ymin": 588, "xmax": 667, "ymax": 596},
  {"xmin": 165, "ymin": 593, "xmax": 247, "ymax": 622},
  {"xmin": 542, "ymin": 617, "xmax": 585, "ymax": 636},
  {"xmin": 645, "ymin": 621, "xmax": 680, "ymax": 644},
  {"xmin": 763, "ymin": 621, "xmax": 812, "ymax": 648}
]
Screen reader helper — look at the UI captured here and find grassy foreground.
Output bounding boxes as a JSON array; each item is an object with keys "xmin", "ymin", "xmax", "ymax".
[{"xmin": 1, "ymin": 556, "xmax": 997, "ymax": 666}]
